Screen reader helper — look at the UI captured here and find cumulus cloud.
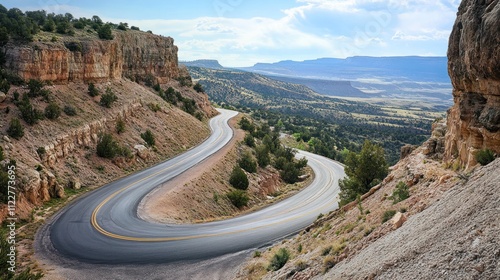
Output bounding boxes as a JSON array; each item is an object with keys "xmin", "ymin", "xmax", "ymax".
[{"xmin": 28, "ymin": 0, "xmax": 460, "ymax": 66}]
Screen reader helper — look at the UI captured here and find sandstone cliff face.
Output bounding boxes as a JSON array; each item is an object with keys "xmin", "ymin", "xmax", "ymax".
[
  {"xmin": 446, "ymin": 0, "xmax": 500, "ymax": 169},
  {"xmin": 3, "ymin": 31, "xmax": 179, "ymax": 84}
]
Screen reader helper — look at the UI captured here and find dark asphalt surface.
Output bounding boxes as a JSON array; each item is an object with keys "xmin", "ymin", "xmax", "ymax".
[{"xmin": 39, "ymin": 109, "xmax": 345, "ymax": 265}]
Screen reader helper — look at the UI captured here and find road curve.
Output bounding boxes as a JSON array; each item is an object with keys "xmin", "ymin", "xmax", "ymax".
[{"xmin": 44, "ymin": 109, "xmax": 345, "ymax": 264}]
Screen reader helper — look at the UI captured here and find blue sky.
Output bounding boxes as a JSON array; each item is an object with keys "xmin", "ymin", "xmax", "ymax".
[{"xmin": 3, "ymin": 0, "xmax": 461, "ymax": 67}]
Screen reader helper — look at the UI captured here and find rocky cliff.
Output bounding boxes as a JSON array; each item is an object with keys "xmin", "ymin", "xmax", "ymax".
[
  {"xmin": 445, "ymin": 0, "xmax": 500, "ymax": 169},
  {"xmin": 3, "ymin": 31, "xmax": 179, "ymax": 84}
]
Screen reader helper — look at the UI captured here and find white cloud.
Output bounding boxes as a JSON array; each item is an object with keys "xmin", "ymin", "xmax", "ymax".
[{"xmin": 85, "ymin": 0, "xmax": 460, "ymax": 66}]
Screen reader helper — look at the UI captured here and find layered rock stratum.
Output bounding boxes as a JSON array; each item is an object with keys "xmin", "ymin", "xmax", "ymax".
[
  {"xmin": 4, "ymin": 31, "xmax": 180, "ymax": 84},
  {"xmin": 446, "ymin": 0, "xmax": 500, "ymax": 169}
]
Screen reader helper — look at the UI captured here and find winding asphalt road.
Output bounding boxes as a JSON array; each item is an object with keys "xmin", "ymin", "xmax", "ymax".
[{"xmin": 44, "ymin": 109, "xmax": 345, "ymax": 264}]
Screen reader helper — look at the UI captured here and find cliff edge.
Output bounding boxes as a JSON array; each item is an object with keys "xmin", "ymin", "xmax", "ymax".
[
  {"xmin": 3, "ymin": 31, "xmax": 179, "ymax": 84},
  {"xmin": 445, "ymin": 0, "xmax": 500, "ymax": 169}
]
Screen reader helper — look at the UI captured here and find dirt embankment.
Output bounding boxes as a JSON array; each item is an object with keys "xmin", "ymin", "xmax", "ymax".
[{"xmin": 139, "ymin": 115, "xmax": 314, "ymax": 224}]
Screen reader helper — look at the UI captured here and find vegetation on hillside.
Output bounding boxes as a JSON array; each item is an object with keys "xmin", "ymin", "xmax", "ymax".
[
  {"xmin": 0, "ymin": 4, "xmax": 148, "ymax": 43},
  {"xmin": 338, "ymin": 140, "xmax": 388, "ymax": 206},
  {"xmin": 188, "ymin": 66, "xmax": 440, "ymax": 165},
  {"xmin": 226, "ymin": 116, "xmax": 309, "ymax": 209},
  {"xmin": 475, "ymin": 149, "xmax": 495, "ymax": 166}
]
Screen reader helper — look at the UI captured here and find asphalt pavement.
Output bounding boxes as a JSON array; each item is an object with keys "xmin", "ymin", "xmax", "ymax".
[{"xmin": 41, "ymin": 108, "xmax": 345, "ymax": 264}]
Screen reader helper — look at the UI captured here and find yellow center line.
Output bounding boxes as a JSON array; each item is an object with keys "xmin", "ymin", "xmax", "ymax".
[{"xmin": 90, "ymin": 114, "xmax": 341, "ymax": 243}]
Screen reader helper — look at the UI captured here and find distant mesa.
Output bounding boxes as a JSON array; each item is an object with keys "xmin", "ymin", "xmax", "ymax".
[
  {"xmin": 181, "ymin": 59, "xmax": 225, "ymax": 70},
  {"xmin": 238, "ymin": 56, "xmax": 452, "ymax": 102}
]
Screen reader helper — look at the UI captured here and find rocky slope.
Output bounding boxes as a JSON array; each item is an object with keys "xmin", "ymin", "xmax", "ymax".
[
  {"xmin": 320, "ymin": 157, "xmax": 500, "ymax": 280},
  {"xmin": 445, "ymin": 0, "xmax": 500, "ymax": 169}
]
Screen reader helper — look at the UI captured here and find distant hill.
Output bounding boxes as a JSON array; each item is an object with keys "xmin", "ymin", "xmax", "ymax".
[
  {"xmin": 238, "ymin": 56, "xmax": 452, "ymax": 102},
  {"xmin": 188, "ymin": 66, "xmax": 440, "ymax": 164},
  {"xmin": 181, "ymin": 59, "xmax": 225, "ymax": 69},
  {"xmin": 268, "ymin": 76, "xmax": 374, "ymax": 98},
  {"xmin": 242, "ymin": 56, "xmax": 449, "ymax": 82}
]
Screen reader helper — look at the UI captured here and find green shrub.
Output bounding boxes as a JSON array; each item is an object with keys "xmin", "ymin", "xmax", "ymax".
[
  {"xmin": 64, "ymin": 41, "xmax": 83, "ymax": 52},
  {"xmin": 244, "ymin": 134, "xmax": 255, "ymax": 147},
  {"xmin": 88, "ymin": 83, "xmax": 99, "ymax": 97},
  {"xmin": 98, "ymin": 24, "xmax": 113, "ymax": 40},
  {"xmin": 100, "ymin": 88, "xmax": 118, "ymax": 108},
  {"xmin": 339, "ymin": 140, "xmax": 388, "ymax": 207},
  {"xmin": 36, "ymin": 146, "xmax": 46, "ymax": 158},
  {"xmin": 116, "ymin": 117, "xmax": 125, "ymax": 134},
  {"xmin": 0, "ymin": 77, "xmax": 9, "ymax": 93},
  {"xmin": 63, "ymin": 105, "xmax": 77, "ymax": 116},
  {"xmin": 96, "ymin": 133, "xmax": 119, "ymax": 159},
  {"xmin": 476, "ymin": 149, "xmax": 495, "ymax": 166},
  {"xmin": 43, "ymin": 19, "xmax": 55, "ymax": 32},
  {"xmin": 140, "ymin": 129, "xmax": 156, "ymax": 147},
  {"xmin": 227, "ymin": 189, "xmax": 249, "ymax": 208},
  {"xmin": 195, "ymin": 112, "xmax": 204, "ymax": 121},
  {"xmin": 381, "ymin": 210, "xmax": 397, "ymax": 223},
  {"xmin": 389, "ymin": 181, "xmax": 410, "ymax": 204},
  {"xmin": 229, "ymin": 166, "xmax": 249, "ymax": 190},
  {"xmin": 182, "ymin": 98, "xmax": 197, "ymax": 115},
  {"xmin": 0, "ymin": 146, "xmax": 3, "ymax": 161},
  {"xmin": 131, "ymin": 26, "xmax": 140, "ymax": 31},
  {"xmin": 19, "ymin": 94, "xmax": 44, "ymax": 125},
  {"xmin": 7, "ymin": 118, "xmax": 24, "ymax": 139},
  {"xmin": 239, "ymin": 117, "xmax": 255, "ymax": 132},
  {"xmin": 118, "ymin": 146, "xmax": 133, "ymax": 159},
  {"xmin": 117, "ymin": 22, "xmax": 128, "ymax": 31},
  {"xmin": 27, "ymin": 79, "xmax": 44, "ymax": 97},
  {"xmin": 268, "ymin": 248, "xmax": 290, "ymax": 271},
  {"xmin": 193, "ymin": 82, "xmax": 204, "ymax": 93},
  {"xmin": 273, "ymin": 156, "xmax": 287, "ymax": 170},
  {"xmin": 44, "ymin": 102, "xmax": 61, "ymax": 119},
  {"xmin": 239, "ymin": 151, "xmax": 257, "ymax": 173},
  {"xmin": 255, "ymin": 144, "xmax": 270, "ymax": 168}
]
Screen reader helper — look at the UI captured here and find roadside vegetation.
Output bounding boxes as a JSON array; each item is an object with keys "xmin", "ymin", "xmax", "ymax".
[{"xmin": 226, "ymin": 116, "xmax": 308, "ymax": 209}]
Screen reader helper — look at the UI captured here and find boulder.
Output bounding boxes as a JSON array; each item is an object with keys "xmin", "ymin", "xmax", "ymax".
[
  {"xmin": 68, "ymin": 177, "xmax": 81, "ymax": 190},
  {"xmin": 390, "ymin": 212, "xmax": 407, "ymax": 229},
  {"xmin": 134, "ymin": 144, "xmax": 149, "ymax": 160}
]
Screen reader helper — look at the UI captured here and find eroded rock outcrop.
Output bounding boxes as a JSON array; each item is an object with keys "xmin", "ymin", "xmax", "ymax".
[
  {"xmin": 445, "ymin": 0, "xmax": 500, "ymax": 169},
  {"xmin": 3, "ymin": 31, "xmax": 179, "ymax": 84},
  {"xmin": 41, "ymin": 101, "xmax": 142, "ymax": 167}
]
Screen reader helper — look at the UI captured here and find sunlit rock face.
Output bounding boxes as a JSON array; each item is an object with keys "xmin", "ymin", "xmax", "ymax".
[
  {"xmin": 4, "ymin": 31, "xmax": 180, "ymax": 84},
  {"xmin": 445, "ymin": 0, "xmax": 500, "ymax": 169}
]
